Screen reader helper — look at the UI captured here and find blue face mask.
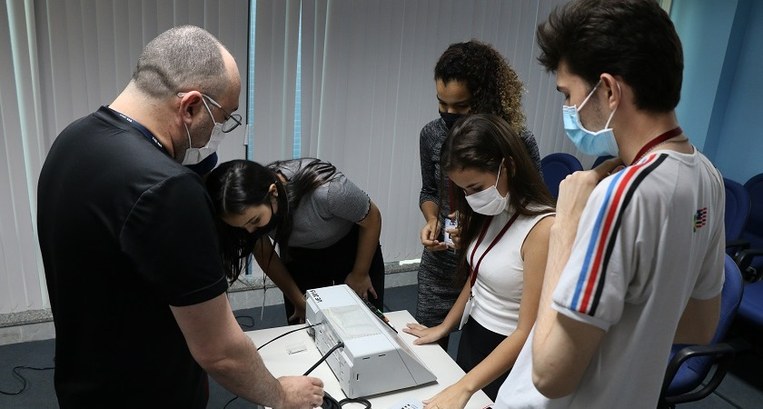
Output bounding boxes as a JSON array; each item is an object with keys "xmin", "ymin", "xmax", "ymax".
[{"xmin": 562, "ymin": 81, "xmax": 619, "ymax": 157}]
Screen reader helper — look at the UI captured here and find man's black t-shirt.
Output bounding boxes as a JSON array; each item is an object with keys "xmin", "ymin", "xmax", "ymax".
[{"xmin": 37, "ymin": 106, "xmax": 228, "ymax": 408}]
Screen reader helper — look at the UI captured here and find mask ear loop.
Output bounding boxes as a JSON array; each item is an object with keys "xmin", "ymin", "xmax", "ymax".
[
  {"xmin": 493, "ymin": 158, "xmax": 505, "ymax": 188},
  {"xmin": 577, "ymin": 80, "xmax": 602, "ymax": 111},
  {"xmin": 603, "ymin": 81, "xmax": 622, "ymax": 129}
]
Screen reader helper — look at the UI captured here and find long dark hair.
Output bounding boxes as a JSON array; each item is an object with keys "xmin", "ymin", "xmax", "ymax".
[
  {"xmin": 440, "ymin": 114, "xmax": 554, "ymax": 284},
  {"xmin": 205, "ymin": 158, "xmax": 338, "ymax": 283},
  {"xmin": 267, "ymin": 158, "xmax": 337, "ymax": 211},
  {"xmin": 205, "ymin": 160, "xmax": 291, "ymax": 283}
]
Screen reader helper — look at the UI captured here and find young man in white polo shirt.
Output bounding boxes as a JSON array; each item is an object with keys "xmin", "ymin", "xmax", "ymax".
[{"xmin": 494, "ymin": 0, "xmax": 726, "ymax": 408}]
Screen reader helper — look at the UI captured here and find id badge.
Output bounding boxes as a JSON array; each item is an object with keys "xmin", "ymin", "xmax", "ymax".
[
  {"xmin": 443, "ymin": 217, "xmax": 458, "ymax": 248},
  {"xmin": 458, "ymin": 293, "xmax": 474, "ymax": 331}
]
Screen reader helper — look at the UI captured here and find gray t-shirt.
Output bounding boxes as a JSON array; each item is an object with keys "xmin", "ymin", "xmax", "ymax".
[{"xmin": 274, "ymin": 158, "xmax": 371, "ymax": 249}]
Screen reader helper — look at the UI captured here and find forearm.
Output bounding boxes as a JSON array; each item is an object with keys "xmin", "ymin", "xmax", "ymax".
[
  {"xmin": 420, "ymin": 200, "xmax": 440, "ymax": 222},
  {"xmin": 531, "ymin": 222, "xmax": 581, "ymax": 397},
  {"xmin": 439, "ymin": 281, "xmax": 473, "ymax": 332},
  {"xmin": 266, "ymin": 266, "xmax": 304, "ymax": 308},
  {"xmin": 254, "ymin": 244, "xmax": 304, "ymax": 308},
  {"xmin": 531, "ymin": 162, "xmax": 616, "ymax": 398},
  {"xmin": 533, "ymin": 224, "xmax": 576, "ymax": 350},
  {"xmin": 172, "ymin": 295, "xmax": 289, "ymax": 408},
  {"xmin": 457, "ymin": 328, "xmax": 531, "ymax": 394},
  {"xmin": 351, "ymin": 203, "xmax": 382, "ymax": 276},
  {"xmin": 351, "ymin": 225, "xmax": 380, "ymax": 277},
  {"xmin": 205, "ymin": 334, "xmax": 285, "ymax": 406}
]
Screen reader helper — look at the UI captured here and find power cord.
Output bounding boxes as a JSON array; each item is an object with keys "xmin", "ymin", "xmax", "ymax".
[
  {"xmin": 234, "ymin": 315, "xmax": 255, "ymax": 329},
  {"xmin": 303, "ymin": 342, "xmax": 370, "ymax": 409},
  {"xmin": 318, "ymin": 391, "xmax": 372, "ymax": 409},
  {"xmin": 257, "ymin": 323, "xmax": 319, "ymax": 351},
  {"xmin": 302, "ymin": 341, "xmax": 343, "ymax": 375},
  {"xmin": 0, "ymin": 365, "xmax": 54, "ymax": 396},
  {"xmin": 223, "ymin": 323, "xmax": 324, "ymax": 408}
]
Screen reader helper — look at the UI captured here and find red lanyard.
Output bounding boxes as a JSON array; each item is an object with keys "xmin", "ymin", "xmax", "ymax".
[
  {"xmin": 468, "ymin": 211, "xmax": 521, "ymax": 287},
  {"xmin": 448, "ymin": 180, "xmax": 457, "ymax": 212},
  {"xmin": 631, "ymin": 127, "xmax": 683, "ymax": 164}
]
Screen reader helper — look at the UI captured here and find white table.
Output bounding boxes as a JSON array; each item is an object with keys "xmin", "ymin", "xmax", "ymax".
[{"xmin": 246, "ymin": 310, "xmax": 493, "ymax": 409}]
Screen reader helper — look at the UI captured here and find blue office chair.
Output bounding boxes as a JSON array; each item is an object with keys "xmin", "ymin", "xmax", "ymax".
[
  {"xmin": 735, "ymin": 244, "xmax": 763, "ymax": 334},
  {"xmin": 734, "ymin": 173, "xmax": 763, "ymax": 280},
  {"xmin": 723, "ymin": 177, "xmax": 751, "ymax": 257},
  {"xmin": 540, "ymin": 153, "xmax": 583, "ymax": 199},
  {"xmin": 737, "ymin": 279, "xmax": 763, "ymax": 329},
  {"xmin": 658, "ymin": 254, "xmax": 744, "ymax": 408}
]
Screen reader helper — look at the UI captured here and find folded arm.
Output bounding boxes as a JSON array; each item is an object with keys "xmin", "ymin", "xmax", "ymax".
[{"xmin": 532, "ymin": 161, "xmax": 619, "ymax": 398}]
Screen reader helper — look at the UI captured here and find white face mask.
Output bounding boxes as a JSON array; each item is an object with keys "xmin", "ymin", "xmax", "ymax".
[
  {"xmin": 465, "ymin": 162, "xmax": 509, "ymax": 215},
  {"xmin": 182, "ymin": 98, "xmax": 225, "ymax": 165}
]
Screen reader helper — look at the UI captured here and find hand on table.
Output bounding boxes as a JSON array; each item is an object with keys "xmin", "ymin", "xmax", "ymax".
[{"xmin": 402, "ymin": 323, "xmax": 449, "ymax": 345}]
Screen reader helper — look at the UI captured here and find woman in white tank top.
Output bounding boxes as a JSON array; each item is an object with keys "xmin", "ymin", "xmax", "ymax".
[{"xmin": 403, "ymin": 114, "xmax": 555, "ymax": 404}]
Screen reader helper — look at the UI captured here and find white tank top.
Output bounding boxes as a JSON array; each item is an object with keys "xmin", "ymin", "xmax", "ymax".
[{"xmin": 466, "ymin": 206, "xmax": 553, "ymax": 335}]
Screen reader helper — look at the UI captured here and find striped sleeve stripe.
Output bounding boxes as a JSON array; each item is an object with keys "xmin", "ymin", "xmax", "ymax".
[{"xmin": 569, "ymin": 153, "xmax": 668, "ymax": 316}]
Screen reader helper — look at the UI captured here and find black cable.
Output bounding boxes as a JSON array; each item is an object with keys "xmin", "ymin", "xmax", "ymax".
[
  {"xmin": 303, "ymin": 341, "xmax": 343, "ymax": 376},
  {"xmin": 235, "ymin": 315, "xmax": 255, "ymax": 329},
  {"xmin": 307, "ymin": 342, "xmax": 371, "ymax": 409},
  {"xmin": 303, "ymin": 342, "xmax": 347, "ymax": 409},
  {"xmin": 321, "ymin": 391, "xmax": 342, "ymax": 409},
  {"xmin": 257, "ymin": 323, "xmax": 319, "ymax": 351},
  {"xmin": 0, "ymin": 366, "xmax": 54, "ymax": 396},
  {"xmin": 222, "ymin": 395, "xmax": 239, "ymax": 409},
  {"xmin": 338, "ymin": 396, "xmax": 372, "ymax": 409}
]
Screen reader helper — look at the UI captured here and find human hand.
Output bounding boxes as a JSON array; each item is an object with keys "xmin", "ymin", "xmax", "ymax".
[
  {"xmin": 555, "ymin": 158, "xmax": 623, "ymax": 230},
  {"xmin": 275, "ymin": 376, "xmax": 324, "ymax": 409},
  {"xmin": 423, "ymin": 383, "xmax": 471, "ymax": 409},
  {"xmin": 344, "ymin": 272, "xmax": 378, "ymax": 301},
  {"xmin": 288, "ymin": 300, "xmax": 306, "ymax": 324},
  {"xmin": 402, "ymin": 323, "xmax": 448, "ymax": 345},
  {"xmin": 421, "ymin": 218, "xmax": 447, "ymax": 251}
]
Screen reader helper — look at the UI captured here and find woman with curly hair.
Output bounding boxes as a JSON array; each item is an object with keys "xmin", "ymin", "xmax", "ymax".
[{"xmin": 416, "ymin": 40, "xmax": 542, "ymax": 349}]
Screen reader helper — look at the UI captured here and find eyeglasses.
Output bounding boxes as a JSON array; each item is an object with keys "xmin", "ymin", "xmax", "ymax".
[
  {"xmin": 177, "ymin": 91, "xmax": 243, "ymax": 133},
  {"xmin": 201, "ymin": 94, "xmax": 243, "ymax": 133}
]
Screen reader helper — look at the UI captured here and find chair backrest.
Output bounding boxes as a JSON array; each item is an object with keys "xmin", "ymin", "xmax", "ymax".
[
  {"xmin": 724, "ymin": 177, "xmax": 751, "ymax": 243},
  {"xmin": 743, "ymin": 173, "xmax": 763, "ymax": 248},
  {"xmin": 666, "ymin": 254, "xmax": 744, "ymax": 394},
  {"xmin": 540, "ymin": 153, "xmax": 583, "ymax": 199},
  {"xmin": 737, "ymin": 174, "xmax": 763, "ymax": 327},
  {"xmin": 738, "ymin": 279, "xmax": 763, "ymax": 328}
]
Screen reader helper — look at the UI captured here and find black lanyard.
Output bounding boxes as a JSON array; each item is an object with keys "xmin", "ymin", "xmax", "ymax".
[
  {"xmin": 468, "ymin": 210, "xmax": 521, "ymax": 287},
  {"xmin": 108, "ymin": 107, "xmax": 169, "ymax": 156}
]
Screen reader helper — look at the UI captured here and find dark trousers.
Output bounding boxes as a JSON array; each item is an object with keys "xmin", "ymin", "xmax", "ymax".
[
  {"xmin": 283, "ymin": 225, "xmax": 385, "ymax": 323},
  {"xmin": 456, "ymin": 317, "xmax": 510, "ymax": 400}
]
